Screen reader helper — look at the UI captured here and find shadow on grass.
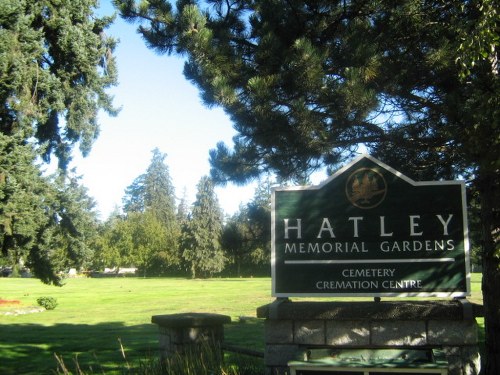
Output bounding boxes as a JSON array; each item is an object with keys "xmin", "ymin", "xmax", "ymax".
[
  {"xmin": 225, "ymin": 318, "xmax": 265, "ymax": 352},
  {"xmin": 0, "ymin": 319, "xmax": 266, "ymax": 375},
  {"xmin": 0, "ymin": 322, "xmax": 158, "ymax": 375}
]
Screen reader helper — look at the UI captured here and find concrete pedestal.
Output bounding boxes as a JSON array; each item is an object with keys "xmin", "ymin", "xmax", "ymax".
[
  {"xmin": 257, "ymin": 300, "xmax": 483, "ymax": 375},
  {"xmin": 151, "ymin": 312, "xmax": 231, "ymax": 359}
]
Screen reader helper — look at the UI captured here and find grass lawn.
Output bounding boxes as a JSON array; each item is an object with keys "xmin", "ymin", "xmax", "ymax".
[
  {"xmin": 0, "ymin": 274, "xmax": 483, "ymax": 374},
  {"xmin": 0, "ymin": 277, "xmax": 275, "ymax": 374}
]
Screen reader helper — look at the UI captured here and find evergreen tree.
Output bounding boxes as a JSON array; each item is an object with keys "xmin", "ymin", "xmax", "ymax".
[
  {"xmin": 222, "ymin": 208, "xmax": 251, "ymax": 277},
  {"xmin": 1, "ymin": 0, "xmax": 118, "ymax": 167},
  {"xmin": 1, "ymin": 0, "xmax": 118, "ymax": 284},
  {"xmin": 114, "ymin": 1, "xmax": 499, "ymax": 370},
  {"xmin": 1, "ymin": 134, "xmax": 51, "ymax": 280},
  {"xmin": 122, "ymin": 175, "xmax": 146, "ymax": 213},
  {"xmin": 123, "ymin": 149, "xmax": 177, "ymax": 217},
  {"xmin": 181, "ymin": 176, "xmax": 224, "ymax": 278},
  {"xmin": 122, "ymin": 148, "xmax": 181, "ymax": 273},
  {"xmin": 48, "ymin": 171, "xmax": 99, "ymax": 272},
  {"xmin": 176, "ymin": 187, "xmax": 190, "ymax": 225},
  {"xmin": 246, "ymin": 177, "xmax": 272, "ymax": 266},
  {"xmin": 1, "ymin": 134, "xmax": 99, "ymax": 284}
]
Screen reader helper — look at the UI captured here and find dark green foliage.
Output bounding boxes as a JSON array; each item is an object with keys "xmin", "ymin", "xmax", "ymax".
[
  {"xmin": 114, "ymin": 2, "xmax": 499, "ymax": 372},
  {"xmin": 37, "ymin": 296, "xmax": 58, "ymax": 310},
  {"xmin": 93, "ymin": 212, "xmax": 134, "ymax": 271},
  {"xmin": 1, "ymin": 0, "xmax": 117, "ymax": 284},
  {"xmin": 0, "ymin": 134, "xmax": 48, "ymax": 261},
  {"xmin": 181, "ymin": 176, "xmax": 224, "ymax": 278},
  {"xmin": 0, "ymin": 134, "xmax": 98, "ymax": 285},
  {"xmin": 0, "ymin": 0, "xmax": 118, "ymax": 168},
  {"xmin": 112, "ymin": 0, "xmax": 497, "ymax": 193},
  {"xmin": 102, "ymin": 149, "xmax": 181, "ymax": 275},
  {"xmin": 123, "ymin": 149, "xmax": 179, "ymax": 226},
  {"xmin": 222, "ymin": 177, "xmax": 272, "ymax": 277}
]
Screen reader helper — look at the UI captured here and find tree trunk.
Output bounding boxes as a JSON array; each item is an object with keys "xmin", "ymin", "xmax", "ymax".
[
  {"xmin": 191, "ymin": 264, "xmax": 196, "ymax": 279},
  {"xmin": 479, "ymin": 172, "xmax": 500, "ymax": 375}
]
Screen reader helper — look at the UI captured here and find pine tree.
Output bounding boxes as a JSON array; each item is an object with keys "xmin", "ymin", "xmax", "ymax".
[
  {"xmin": 176, "ymin": 187, "xmax": 190, "ymax": 225},
  {"xmin": 1, "ymin": 134, "xmax": 51, "ymax": 280},
  {"xmin": 181, "ymin": 176, "xmax": 224, "ymax": 278},
  {"xmin": 221, "ymin": 207, "xmax": 251, "ymax": 277},
  {"xmin": 47, "ymin": 172, "xmax": 99, "ymax": 272},
  {"xmin": 143, "ymin": 148, "xmax": 178, "ymax": 226},
  {"xmin": 115, "ymin": 1, "xmax": 499, "ymax": 370},
  {"xmin": 122, "ymin": 148, "xmax": 181, "ymax": 273},
  {"xmin": 123, "ymin": 149, "xmax": 177, "ymax": 217}
]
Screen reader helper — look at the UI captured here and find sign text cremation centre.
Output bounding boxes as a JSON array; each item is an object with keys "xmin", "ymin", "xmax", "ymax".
[{"xmin": 271, "ymin": 155, "xmax": 471, "ymax": 297}]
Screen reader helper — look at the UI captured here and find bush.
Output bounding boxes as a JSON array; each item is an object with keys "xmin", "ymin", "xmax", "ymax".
[{"xmin": 37, "ymin": 296, "xmax": 58, "ymax": 310}]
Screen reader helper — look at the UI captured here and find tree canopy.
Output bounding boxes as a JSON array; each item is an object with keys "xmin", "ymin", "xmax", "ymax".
[
  {"xmin": 181, "ymin": 176, "xmax": 224, "ymax": 278},
  {"xmin": 115, "ymin": 0, "xmax": 498, "ymax": 182},
  {"xmin": 1, "ymin": 0, "xmax": 118, "ymax": 284},
  {"xmin": 120, "ymin": 148, "xmax": 181, "ymax": 274},
  {"xmin": 123, "ymin": 148, "xmax": 178, "ymax": 219},
  {"xmin": 114, "ymin": 0, "xmax": 499, "ymax": 372},
  {"xmin": 1, "ymin": 0, "xmax": 118, "ymax": 167},
  {"xmin": 0, "ymin": 133, "xmax": 99, "ymax": 284}
]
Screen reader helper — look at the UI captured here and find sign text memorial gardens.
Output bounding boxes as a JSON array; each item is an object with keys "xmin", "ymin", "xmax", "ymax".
[{"xmin": 271, "ymin": 155, "xmax": 471, "ymax": 297}]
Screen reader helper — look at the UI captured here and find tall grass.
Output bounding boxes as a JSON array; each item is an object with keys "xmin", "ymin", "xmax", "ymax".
[{"xmin": 53, "ymin": 340, "xmax": 264, "ymax": 375}]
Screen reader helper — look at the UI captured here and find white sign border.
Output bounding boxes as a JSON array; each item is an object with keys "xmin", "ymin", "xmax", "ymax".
[{"xmin": 271, "ymin": 154, "xmax": 471, "ymax": 298}]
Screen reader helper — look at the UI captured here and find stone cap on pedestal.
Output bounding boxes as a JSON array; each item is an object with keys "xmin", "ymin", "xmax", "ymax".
[
  {"xmin": 257, "ymin": 300, "xmax": 483, "ymax": 321},
  {"xmin": 152, "ymin": 312, "xmax": 231, "ymax": 328}
]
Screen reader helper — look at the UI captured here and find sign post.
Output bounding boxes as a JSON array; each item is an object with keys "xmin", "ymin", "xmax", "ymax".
[{"xmin": 271, "ymin": 155, "xmax": 471, "ymax": 297}]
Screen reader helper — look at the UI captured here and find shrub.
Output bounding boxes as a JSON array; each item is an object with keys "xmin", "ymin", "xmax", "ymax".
[{"xmin": 37, "ymin": 296, "xmax": 58, "ymax": 310}]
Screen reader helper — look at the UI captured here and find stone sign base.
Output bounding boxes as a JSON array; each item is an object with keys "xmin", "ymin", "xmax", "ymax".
[
  {"xmin": 151, "ymin": 312, "xmax": 231, "ymax": 359},
  {"xmin": 257, "ymin": 299, "xmax": 483, "ymax": 375}
]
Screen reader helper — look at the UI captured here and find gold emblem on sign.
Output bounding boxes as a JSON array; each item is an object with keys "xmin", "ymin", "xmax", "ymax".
[{"xmin": 346, "ymin": 168, "xmax": 387, "ymax": 209}]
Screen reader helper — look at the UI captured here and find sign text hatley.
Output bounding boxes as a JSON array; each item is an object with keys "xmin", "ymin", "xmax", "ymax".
[{"xmin": 271, "ymin": 155, "xmax": 471, "ymax": 297}]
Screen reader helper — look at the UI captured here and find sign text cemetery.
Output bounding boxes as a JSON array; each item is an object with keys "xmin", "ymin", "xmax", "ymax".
[{"xmin": 271, "ymin": 155, "xmax": 471, "ymax": 297}]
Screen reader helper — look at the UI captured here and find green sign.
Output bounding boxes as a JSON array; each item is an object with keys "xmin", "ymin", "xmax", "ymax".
[{"xmin": 272, "ymin": 155, "xmax": 471, "ymax": 297}]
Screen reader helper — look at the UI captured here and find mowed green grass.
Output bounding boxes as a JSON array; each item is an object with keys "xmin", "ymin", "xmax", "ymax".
[
  {"xmin": 0, "ymin": 277, "xmax": 275, "ymax": 374},
  {"xmin": 0, "ymin": 275, "xmax": 483, "ymax": 374}
]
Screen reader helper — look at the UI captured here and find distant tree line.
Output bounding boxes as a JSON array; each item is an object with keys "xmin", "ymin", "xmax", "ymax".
[
  {"xmin": 0, "ymin": 0, "xmax": 270, "ymax": 282},
  {"xmin": 92, "ymin": 148, "xmax": 271, "ymax": 278},
  {"xmin": 1, "ymin": 146, "xmax": 272, "ymax": 279}
]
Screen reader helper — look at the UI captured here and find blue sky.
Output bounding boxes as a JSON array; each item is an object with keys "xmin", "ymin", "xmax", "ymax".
[{"xmin": 69, "ymin": 1, "xmax": 259, "ymax": 219}]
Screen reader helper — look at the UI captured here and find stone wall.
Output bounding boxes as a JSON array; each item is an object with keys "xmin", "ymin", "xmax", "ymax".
[{"xmin": 257, "ymin": 300, "xmax": 483, "ymax": 375}]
